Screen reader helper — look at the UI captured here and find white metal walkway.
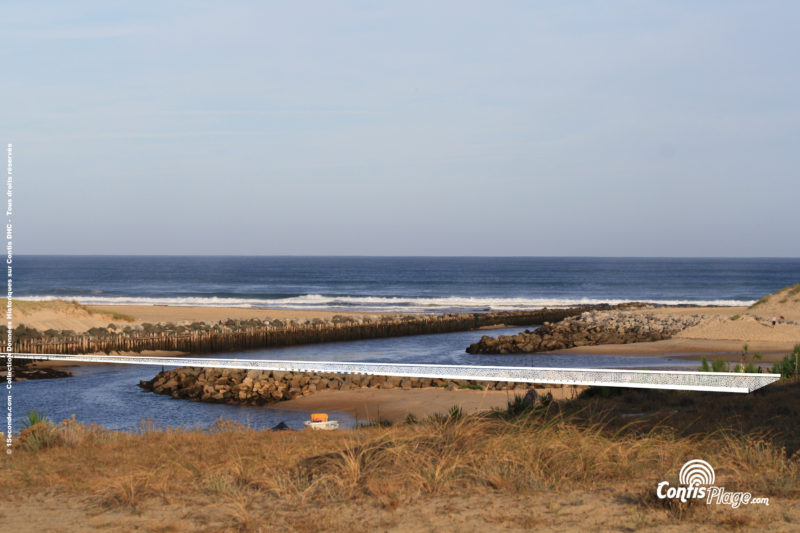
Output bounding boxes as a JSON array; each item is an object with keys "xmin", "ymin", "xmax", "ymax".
[{"xmin": 8, "ymin": 352, "xmax": 780, "ymax": 393}]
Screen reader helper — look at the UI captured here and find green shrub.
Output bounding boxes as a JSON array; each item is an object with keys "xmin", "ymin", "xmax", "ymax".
[
  {"xmin": 403, "ymin": 413, "xmax": 418, "ymax": 425},
  {"xmin": 711, "ymin": 358, "xmax": 729, "ymax": 372},
  {"xmin": 506, "ymin": 394, "xmax": 533, "ymax": 416},
  {"xmin": 447, "ymin": 405, "xmax": 463, "ymax": 421},
  {"xmin": 19, "ymin": 411, "xmax": 56, "ymax": 452},
  {"xmin": 698, "ymin": 356, "xmax": 734, "ymax": 373},
  {"xmin": 771, "ymin": 344, "xmax": 800, "ymax": 379},
  {"xmin": 22, "ymin": 410, "xmax": 48, "ymax": 428}
]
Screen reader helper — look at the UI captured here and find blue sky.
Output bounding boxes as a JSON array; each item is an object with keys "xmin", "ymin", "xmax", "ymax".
[{"xmin": 2, "ymin": 1, "xmax": 798, "ymax": 256}]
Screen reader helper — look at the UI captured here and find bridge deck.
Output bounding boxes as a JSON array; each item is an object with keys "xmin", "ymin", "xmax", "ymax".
[{"xmin": 7, "ymin": 353, "xmax": 780, "ymax": 393}]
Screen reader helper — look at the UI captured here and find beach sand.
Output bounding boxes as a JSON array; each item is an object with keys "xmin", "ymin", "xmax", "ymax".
[
  {"xmin": 89, "ymin": 304, "xmax": 384, "ymax": 325},
  {"xmin": 276, "ymin": 386, "xmax": 583, "ymax": 422},
  {"xmin": 554, "ymin": 302, "xmax": 800, "ymax": 361},
  {"xmin": 555, "ymin": 338, "xmax": 796, "ymax": 361},
  {"xmin": 9, "ymin": 299, "xmax": 386, "ymax": 333}
]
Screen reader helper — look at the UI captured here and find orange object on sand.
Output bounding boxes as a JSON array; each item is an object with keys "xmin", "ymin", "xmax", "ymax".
[{"xmin": 311, "ymin": 413, "xmax": 328, "ymax": 422}]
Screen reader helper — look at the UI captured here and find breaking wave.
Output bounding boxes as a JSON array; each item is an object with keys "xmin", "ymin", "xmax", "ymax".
[{"xmin": 22, "ymin": 294, "xmax": 756, "ymax": 313}]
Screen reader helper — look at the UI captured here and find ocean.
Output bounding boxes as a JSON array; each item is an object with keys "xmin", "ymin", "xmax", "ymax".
[{"xmin": 16, "ymin": 256, "xmax": 800, "ymax": 312}]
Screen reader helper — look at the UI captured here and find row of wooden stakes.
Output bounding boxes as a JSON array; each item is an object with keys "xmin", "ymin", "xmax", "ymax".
[{"xmin": 13, "ymin": 308, "xmax": 590, "ymax": 355}]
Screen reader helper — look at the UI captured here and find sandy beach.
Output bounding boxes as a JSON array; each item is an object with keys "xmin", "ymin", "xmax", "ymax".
[
  {"xmin": 90, "ymin": 304, "xmax": 386, "ymax": 324},
  {"xmin": 276, "ymin": 386, "xmax": 582, "ymax": 422},
  {"xmin": 555, "ymin": 338, "xmax": 796, "ymax": 361}
]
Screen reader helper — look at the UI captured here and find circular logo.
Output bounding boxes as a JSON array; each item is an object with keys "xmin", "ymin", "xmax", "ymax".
[{"xmin": 679, "ymin": 459, "xmax": 715, "ymax": 486}]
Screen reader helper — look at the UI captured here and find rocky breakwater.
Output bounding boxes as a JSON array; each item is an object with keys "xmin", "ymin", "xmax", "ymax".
[
  {"xmin": 139, "ymin": 367, "xmax": 540, "ymax": 405},
  {"xmin": 466, "ymin": 310, "xmax": 705, "ymax": 354}
]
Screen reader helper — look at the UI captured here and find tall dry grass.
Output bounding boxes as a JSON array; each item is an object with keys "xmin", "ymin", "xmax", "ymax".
[
  {"xmin": 3, "ymin": 381, "xmax": 800, "ymax": 530},
  {"xmin": 4, "ymin": 407, "xmax": 799, "ymax": 505}
]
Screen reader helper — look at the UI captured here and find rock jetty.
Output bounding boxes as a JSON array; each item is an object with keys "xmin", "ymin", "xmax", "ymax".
[
  {"xmin": 466, "ymin": 310, "xmax": 704, "ymax": 354},
  {"xmin": 139, "ymin": 367, "xmax": 543, "ymax": 405}
]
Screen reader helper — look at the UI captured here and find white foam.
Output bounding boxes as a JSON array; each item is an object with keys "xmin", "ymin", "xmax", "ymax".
[{"xmin": 22, "ymin": 294, "xmax": 756, "ymax": 312}]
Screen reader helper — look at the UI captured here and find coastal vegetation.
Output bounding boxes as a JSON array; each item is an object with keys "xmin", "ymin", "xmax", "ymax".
[
  {"xmin": 4, "ymin": 379, "xmax": 800, "ymax": 531},
  {"xmin": 699, "ymin": 344, "xmax": 765, "ymax": 373},
  {"xmin": 699, "ymin": 355, "xmax": 731, "ymax": 373},
  {"xmin": 698, "ymin": 345, "xmax": 800, "ymax": 378},
  {"xmin": 771, "ymin": 344, "xmax": 800, "ymax": 379}
]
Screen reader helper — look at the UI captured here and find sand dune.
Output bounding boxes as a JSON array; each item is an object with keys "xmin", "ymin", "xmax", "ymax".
[
  {"xmin": 7, "ymin": 299, "xmax": 134, "ymax": 333},
  {"xmin": 669, "ymin": 285, "xmax": 799, "ymax": 351},
  {"xmin": 745, "ymin": 283, "xmax": 800, "ymax": 321},
  {"xmin": 9, "ymin": 299, "xmax": 381, "ymax": 334}
]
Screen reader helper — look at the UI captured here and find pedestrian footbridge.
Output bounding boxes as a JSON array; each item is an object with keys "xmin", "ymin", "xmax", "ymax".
[{"xmin": 7, "ymin": 352, "xmax": 780, "ymax": 393}]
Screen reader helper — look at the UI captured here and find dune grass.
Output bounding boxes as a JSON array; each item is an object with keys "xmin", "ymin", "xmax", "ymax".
[
  {"xmin": 752, "ymin": 283, "xmax": 800, "ymax": 306},
  {"xmin": 2, "ymin": 298, "xmax": 135, "ymax": 322},
  {"xmin": 3, "ymin": 381, "xmax": 800, "ymax": 530}
]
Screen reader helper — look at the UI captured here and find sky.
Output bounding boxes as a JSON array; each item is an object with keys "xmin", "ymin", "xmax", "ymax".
[{"xmin": 1, "ymin": 1, "xmax": 798, "ymax": 256}]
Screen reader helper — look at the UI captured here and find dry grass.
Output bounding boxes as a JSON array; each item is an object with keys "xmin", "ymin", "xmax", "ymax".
[
  {"xmin": 3, "ymin": 382, "xmax": 800, "ymax": 531},
  {"xmin": 781, "ymin": 283, "xmax": 800, "ymax": 303}
]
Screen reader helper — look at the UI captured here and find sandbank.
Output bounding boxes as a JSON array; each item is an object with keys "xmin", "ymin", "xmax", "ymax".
[{"xmin": 276, "ymin": 386, "xmax": 583, "ymax": 422}]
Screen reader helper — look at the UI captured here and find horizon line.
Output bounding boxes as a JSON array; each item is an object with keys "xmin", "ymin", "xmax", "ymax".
[{"xmin": 14, "ymin": 254, "xmax": 800, "ymax": 260}]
